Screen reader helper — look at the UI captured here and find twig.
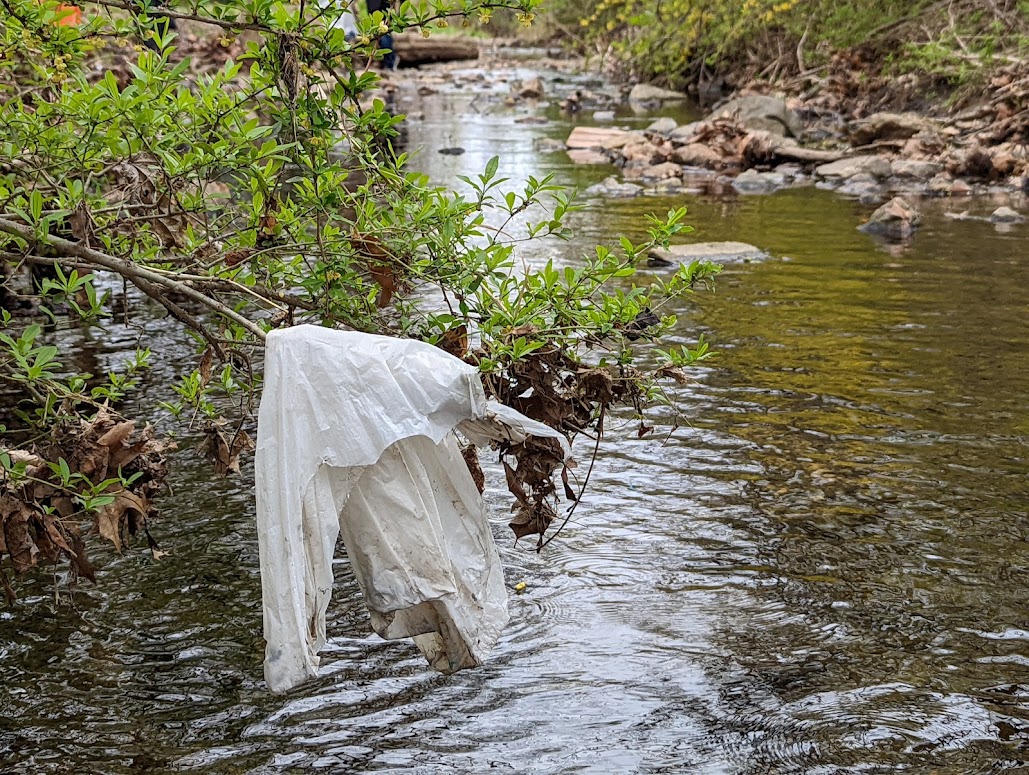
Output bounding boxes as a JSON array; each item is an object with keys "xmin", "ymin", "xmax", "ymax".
[
  {"xmin": 537, "ymin": 405, "xmax": 605, "ymax": 553},
  {"xmin": 0, "ymin": 217, "xmax": 266, "ymax": 341}
]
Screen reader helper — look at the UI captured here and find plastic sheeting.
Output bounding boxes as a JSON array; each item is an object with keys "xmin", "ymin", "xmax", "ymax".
[{"xmin": 256, "ymin": 325, "xmax": 567, "ymax": 694}]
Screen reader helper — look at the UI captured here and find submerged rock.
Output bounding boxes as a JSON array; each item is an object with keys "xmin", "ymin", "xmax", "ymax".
[
  {"xmin": 858, "ymin": 196, "xmax": 921, "ymax": 238},
  {"xmin": 534, "ymin": 138, "xmax": 566, "ymax": 153},
  {"xmin": 648, "ymin": 241, "xmax": 767, "ymax": 266}
]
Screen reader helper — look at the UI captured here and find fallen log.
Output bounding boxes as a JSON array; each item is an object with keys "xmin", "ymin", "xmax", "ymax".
[
  {"xmin": 770, "ymin": 145, "xmax": 849, "ymax": 163},
  {"xmin": 742, "ymin": 130, "xmax": 849, "ymax": 166},
  {"xmin": 393, "ymin": 33, "xmax": 479, "ymax": 67}
]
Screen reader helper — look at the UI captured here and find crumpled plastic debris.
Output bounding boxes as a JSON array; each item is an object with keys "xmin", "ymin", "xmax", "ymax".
[{"xmin": 256, "ymin": 325, "xmax": 567, "ymax": 694}]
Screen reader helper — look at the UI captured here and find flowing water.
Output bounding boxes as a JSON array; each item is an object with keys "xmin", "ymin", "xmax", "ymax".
[{"xmin": 2, "ymin": 56, "xmax": 1029, "ymax": 774}]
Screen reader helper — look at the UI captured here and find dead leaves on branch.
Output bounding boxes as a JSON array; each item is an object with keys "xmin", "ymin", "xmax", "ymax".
[
  {"xmin": 203, "ymin": 422, "xmax": 255, "ymax": 476},
  {"xmin": 479, "ymin": 334, "xmax": 645, "ymax": 546},
  {"xmin": 0, "ymin": 409, "xmax": 170, "ymax": 599}
]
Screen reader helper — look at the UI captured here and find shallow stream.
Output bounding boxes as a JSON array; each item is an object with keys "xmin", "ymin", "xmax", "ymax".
[{"xmin": 2, "ymin": 55, "xmax": 1028, "ymax": 774}]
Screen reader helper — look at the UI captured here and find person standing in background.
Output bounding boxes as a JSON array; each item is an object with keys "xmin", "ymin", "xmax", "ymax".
[
  {"xmin": 366, "ymin": 0, "xmax": 397, "ymax": 71},
  {"xmin": 318, "ymin": 0, "xmax": 359, "ymax": 41}
]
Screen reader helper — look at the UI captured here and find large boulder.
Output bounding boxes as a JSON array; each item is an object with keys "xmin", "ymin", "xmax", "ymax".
[
  {"xmin": 850, "ymin": 112, "xmax": 938, "ymax": 146},
  {"xmin": 628, "ymin": 83, "xmax": 687, "ymax": 104},
  {"xmin": 816, "ymin": 155, "xmax": 892, "ymax": 180},
  {"xmin": 858, "ymin": 196, "xmax": 921, "ymax": 238},
  {"xmin": 711, "ymin": 95, "xmax": 803, "ymax": 138}
]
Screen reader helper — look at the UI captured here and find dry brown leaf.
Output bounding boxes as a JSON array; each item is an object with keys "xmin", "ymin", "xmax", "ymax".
[
  {"xmin": 437, "ymin": 324, "xmax": 468, "ymax": 358},
  {"xmin": 198, "ymin": 347, "xmax": 214, "ymax": 388},
  {"xmin": 69, "ymin": 201, "xmax": 96, "ymax": 246},
  {"xmin": 96, "ymin": 490, "xmax": 149, "ymax": 553},
  {"xmin": 98, "ymin": 420, "xmax": 135, "ymax": 449},
  {"xmin": 204, "ymin": 425, "xmax": 255, "ymax": 475}
]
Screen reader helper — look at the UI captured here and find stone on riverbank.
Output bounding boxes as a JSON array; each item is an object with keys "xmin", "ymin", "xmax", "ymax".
[
  {"xmin": 850, "ymin": 112, "xmax": 938, "ymax": 146},
  {"xmin": 712, "ymin": 95, "xmax": 803, "ymax": 138},
  {"xmin": 858, "ymin": 197, "xmax": 921, "ymax": 238},
  {"xmin": 890, "ymin": 159, "xmax": 943, "ymax": 179},
  {"xmin": 622, "ymin": 141, "xmax": 665, "ymax": 164},
  {"xmin": 837, "ymin": 173, "xmax": 886, "ymax": 200},
  {"xmin": 671, "ymin": 143, "xmax": 722, "ymax": 168},
  {"xmin": 816, "ymin": 156, "xmax": 892, "ymax": 179},
  {"xmin": 646, "ymin": 117, "xmax": 679, "ymax": 135},
  {"xmin": 625, "ymin": 162, "xmax": 682, "ymax": 181},
  {"xmin": 648, "ymin": 241, "xmax": 767, "ymax": 266},
  {"xmin": 628, "ymin": 83, "xmax": 687, "ymax": 105}
]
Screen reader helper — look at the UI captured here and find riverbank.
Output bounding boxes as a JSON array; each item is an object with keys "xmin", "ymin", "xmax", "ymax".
[{"xmin": 425, "ymin": 37, "xmax": 1027, "ymax": 235}]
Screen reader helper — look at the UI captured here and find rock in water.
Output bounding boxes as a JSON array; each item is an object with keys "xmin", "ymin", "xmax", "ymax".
[
  {"xmin": 858, "ymin": 197, "xmax": 921, "ymax": 238},
  {"xmin": 585, "ymin": 176, "xmax": 643, "ymax": 198},
  {"xmin": 566, "ymin": 149, "xmax": 610, "ymax": 165},
  {"xmin": 648, "ymin": 241, "xmax": 767, "ymax": 266},
  {"xmin": 518, "ymin": 77, "xmax": 544, "ymax": 99},
  {"xmin": 731, "ymin": 169, "xmax": 786, "ymax": 194},
  {"xmin": 711, "ymin": 95, "xmax": 803, "ymax": 138},
  {"xmin": 990, "ymin": 206, "xmax": 1026, "ymax": 223}
]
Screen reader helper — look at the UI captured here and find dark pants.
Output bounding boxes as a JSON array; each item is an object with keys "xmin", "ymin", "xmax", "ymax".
[{"xmin": 379, "ymin": 33, "xmax": 396, "ymax": 70}]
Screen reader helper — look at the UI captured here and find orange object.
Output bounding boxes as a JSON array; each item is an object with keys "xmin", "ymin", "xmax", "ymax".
[{"xmin": 54, "ymin": 3, "xmax": 83, "ymax": 25}]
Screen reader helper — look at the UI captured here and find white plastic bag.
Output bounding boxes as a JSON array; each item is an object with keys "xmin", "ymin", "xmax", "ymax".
[{"xmin": 256, "ymin": 325, "xmax": 566, "ymax": 694}]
